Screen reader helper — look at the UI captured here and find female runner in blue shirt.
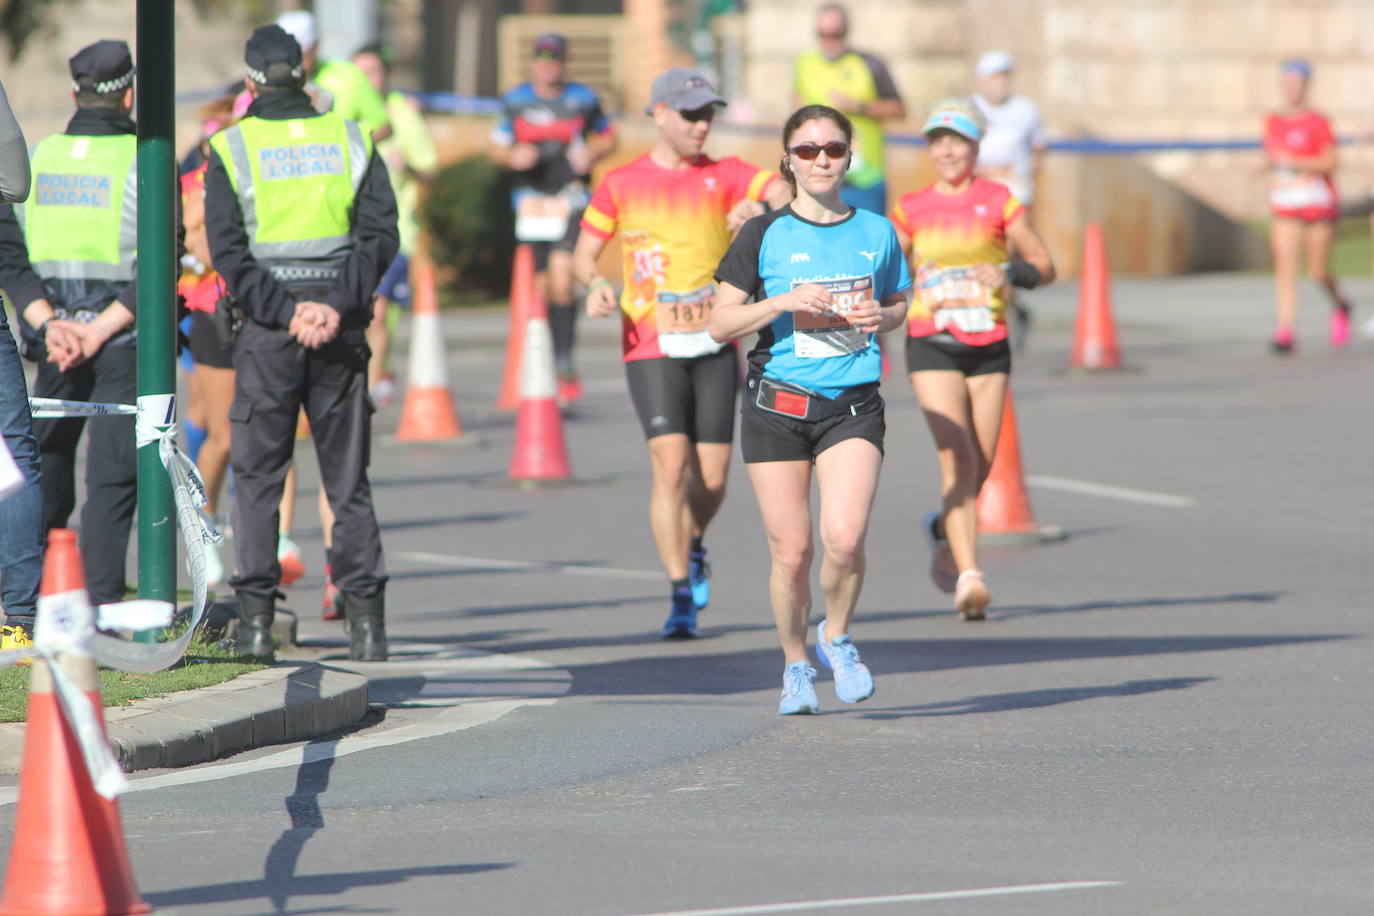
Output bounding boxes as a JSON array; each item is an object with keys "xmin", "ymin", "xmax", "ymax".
[{"xmin": 709, "ymin": 104, "xmax": 911, "ymax": 715}]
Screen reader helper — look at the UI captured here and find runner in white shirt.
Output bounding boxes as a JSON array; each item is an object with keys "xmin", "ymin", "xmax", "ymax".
[{"xmin": 972, "ymin": 51, "xmax": 1045, "ymax": 350}]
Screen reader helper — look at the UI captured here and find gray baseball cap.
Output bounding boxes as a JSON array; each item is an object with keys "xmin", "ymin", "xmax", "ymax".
[{"xmin": 645, "ymin": 68, "xmax": 726, "ymax": 115}]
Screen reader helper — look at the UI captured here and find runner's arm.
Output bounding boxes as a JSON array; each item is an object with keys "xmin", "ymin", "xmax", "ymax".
[
  {"xmin": 0, "ymin": 79, "xmax": 28, "ymax": 203},
  {"xmin": 572, "ymin": 230, "xmax": 617, "ymax": 318},
  {"xmin": 708, "ymin": 280, "xmax": 831, "ymax": 342},
  {"xmin": 763, "ymin": 178, "xmax": 793, "ymax": 210},
  {"xmin": 973, "ymin": 212, "xmax": 1054, "ymax": 290},
  {"xmin": 1282, "ymin": 147, "xmax": 1338, "ymax": 175},
  {"xmin": 857, "ymin": 53, "xmax": 906, "ymax": 122}
]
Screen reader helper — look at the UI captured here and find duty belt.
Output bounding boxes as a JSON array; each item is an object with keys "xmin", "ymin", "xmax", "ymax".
[
  {"xmin": 748, "ymin": 374, "xmax": 881, "ymax": 422},
  {"xmin": 269, "ymin": 265, "xmax": 341, "ymax": 284}
]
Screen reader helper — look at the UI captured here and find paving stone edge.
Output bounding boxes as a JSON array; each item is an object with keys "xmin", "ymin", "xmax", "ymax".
[{"xmin": 0, "ymin": 661, "xmax": 370, "ymax": 775}]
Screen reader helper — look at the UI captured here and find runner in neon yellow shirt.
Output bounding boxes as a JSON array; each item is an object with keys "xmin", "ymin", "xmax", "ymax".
[{"xmin": 793, "ymin": 3, "xmax": 905, "ymax": 215}]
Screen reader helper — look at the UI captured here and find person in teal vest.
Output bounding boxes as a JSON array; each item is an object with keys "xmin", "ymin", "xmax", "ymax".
[
  {"xmin": 0, "ymin": 40, "xmax": 148, "ymax": 609},
  {"xmin": 204, "ymin": 25, "xmax": 398, "ymax": 660},
  {"xmin": 793, "ymin": 3, "xmax": 906, "ymax": 215}
]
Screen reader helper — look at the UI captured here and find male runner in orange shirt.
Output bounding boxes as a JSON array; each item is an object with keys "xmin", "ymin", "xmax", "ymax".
[{"xmin": 574, "ymin": 68, "xmax": 790, "ymax": 637}]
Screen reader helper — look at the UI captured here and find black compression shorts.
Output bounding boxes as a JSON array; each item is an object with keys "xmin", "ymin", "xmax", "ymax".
[
  {"xmin": 189, "ymin": 310, "xmax": 234, "ymax": 370},
  {"xmin": 906, "ymin": 334, "xmax": 1011, "ymax": 376},
  {"xmin": 531, "ymin": 207, "xmax": 585, "ymax": 271},
  {"xmin": 624, "ymin": 346, "xmax": 738, "ymax": 443},
  {"xmin": 740, "ymin": 380, "xmax": 885, "ymax": 463}
]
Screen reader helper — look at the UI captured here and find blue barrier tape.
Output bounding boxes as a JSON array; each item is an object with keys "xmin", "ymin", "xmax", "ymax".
[{"xmin": 184, "ymin": 86, "xmax": 1356, "ymax": 154}]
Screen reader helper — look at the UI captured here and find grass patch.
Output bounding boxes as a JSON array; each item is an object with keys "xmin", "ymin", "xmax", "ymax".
[
  {"xmin": 0, "ymin": 637, "xmax": 268, "ymax": 724},
  {"xmin": 1250, "ymin": 217, "xmax": 1372, "ymax": 277},
  {"xmin": 1330, "ymin": 217, "xmax": 1371, "ymax": 278}
]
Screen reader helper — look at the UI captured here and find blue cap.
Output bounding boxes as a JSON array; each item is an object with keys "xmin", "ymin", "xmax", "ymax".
[
  {"xmin": 1281, "ymin": 58, "xmax": 1312, "ymax": 79},
  {"xmin": 921, "ymin": 103, "xmax": 983, "ymax": 142}
]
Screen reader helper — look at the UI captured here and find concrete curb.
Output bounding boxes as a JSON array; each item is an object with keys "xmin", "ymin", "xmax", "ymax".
[{"xmin": 0, "ymin": 661, "xmax": 369, "ymax": 775}]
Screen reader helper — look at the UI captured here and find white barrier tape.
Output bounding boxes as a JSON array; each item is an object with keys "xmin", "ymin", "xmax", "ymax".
[
  {"xmin": 97, "ymin": 599, "xmax": 175, "ymax": 632},
  {"xmin": 91, "ymin": 429, "xmax": 222, "ymax": 673},
  {"xmin": 22, "ymin": 394, "xmax": 223, "ymax": 673},
  {"xmin": 29, "ymin": 397, "xmax": 138, "ymax": 419},
  {"xmin": 47, "ymin": 655, "xmax": 127, "ymax": 799},
  {"xmin": 33, "ymin": 587, "xmax": 128, "ymax": 799},
  {"xmin": 5, "ymin": 397, "xmax": 222, "ymax": 799},
  {"xmin": 0, "ymin": 647, "xmax": 35, "ymax": 667}
]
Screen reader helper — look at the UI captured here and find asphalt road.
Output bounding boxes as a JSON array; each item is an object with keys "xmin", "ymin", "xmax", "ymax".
[{"xmin": 2, "ymin": 273, "xmax": 1371, "ymax": 915}]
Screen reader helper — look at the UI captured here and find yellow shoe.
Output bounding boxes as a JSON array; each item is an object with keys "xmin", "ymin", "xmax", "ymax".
[{"xmin": 0, "ymin": 625, "xmax": 34, "ymax": 663}]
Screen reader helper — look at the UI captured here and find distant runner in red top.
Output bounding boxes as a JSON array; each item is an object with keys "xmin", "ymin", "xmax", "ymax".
[{"xmin": 1262, "ymin": 58, "xmax": 1350, "ymax": 353}]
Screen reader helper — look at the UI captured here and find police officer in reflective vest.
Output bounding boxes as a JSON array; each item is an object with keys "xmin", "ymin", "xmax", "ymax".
[
  {"xmin": 205, "ymin": 25, "xmax": 398, "ymax": 659},
  {"xmin": 0, "ymin": 40, "xmax": 143, "ymax": 607}
]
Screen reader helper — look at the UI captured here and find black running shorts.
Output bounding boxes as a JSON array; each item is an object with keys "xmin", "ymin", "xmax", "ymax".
[
  {"xmin": 189, "ymin": 310, "xmax": 234, "ymax": 370},
  {"xmin": 624, "ymin": 346, "xmax": 738, "ymax": 443},
  {"xmin": 740, "ymin": 381, "xmax": 885, "ymax": 464},
  {"xmin": 905, "ymin": 333, "xmax": 1011, "ymax": 376}
]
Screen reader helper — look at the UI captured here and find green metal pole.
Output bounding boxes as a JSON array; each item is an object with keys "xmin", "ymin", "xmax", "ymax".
[{"xmin": 135, "ymin": 0, "xmax": 177, "ymax": 632}]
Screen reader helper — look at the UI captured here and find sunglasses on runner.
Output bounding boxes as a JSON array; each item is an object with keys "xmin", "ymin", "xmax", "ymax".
[
  {"xmin": 677, "ymin": 105, "xmax": 717, "ymax": 123},
  {"xmin": 789, "ymin": 142, "xmax": 849, "ymax": 160},
  {"xmin": 816, "ymin": 30, "xmax": 847, "ymax": 40}
]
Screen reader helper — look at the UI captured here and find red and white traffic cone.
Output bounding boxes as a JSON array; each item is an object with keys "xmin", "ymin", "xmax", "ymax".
[
  {"xmin": 976, "ymin": 390, "xmax": 1065, "ymax": 546},
  {"xmin": 497, "ymin": 243, "xmax": 536, "ymax": 411},
  {"xmin": 0, "ymin": 529, "xmax": 150, "ymax": 916},
  {"xmin": 396, "ymin": 253, "xmax": 465, "ymax": 441},
  {"xmin": 508, "ymin": 294, "xmax": 571, "ymax": 481}
]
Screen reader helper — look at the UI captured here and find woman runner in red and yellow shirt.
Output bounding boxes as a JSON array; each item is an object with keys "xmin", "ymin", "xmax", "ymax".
[
  {"xmin": 1262, "ymin": 58, "xmax": 1350, "ymax": 353},
  {"xmin": 891, "ymin": 98, "xmax": 1054, "ymax": 621}
]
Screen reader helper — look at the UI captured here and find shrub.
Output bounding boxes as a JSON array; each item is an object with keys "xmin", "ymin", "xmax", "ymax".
[{"xmin": 421, "ymin": 155, "xmax": 516, "ymax": 301}]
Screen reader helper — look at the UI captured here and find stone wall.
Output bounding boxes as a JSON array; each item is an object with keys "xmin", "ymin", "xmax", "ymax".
[{"xmin": 739, "ymin": 0, "xmax": 1374, "ymax": 228}]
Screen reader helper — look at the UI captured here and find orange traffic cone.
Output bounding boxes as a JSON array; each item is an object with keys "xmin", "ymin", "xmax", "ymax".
[
  {"xmin": 396, "ymin": 252, "xmax": 465, "ymax": 441},
  {"xmin": 497, "ymin": 244, "xmax": 536, "ymax": 411},
  {"xmin": 976, "ymin": 392, "xmax": 1065, "ymax": 546},
  {"xmin": 1068, "ymin": 221, "xmax": 1124, "ymax": 371},
  {"xmin": 508, "ymin": 293, "xmax": 571, "ymax": 482},
  {"xmin": 0, "ymin": 530, "xmax": 150, "ymax": 916}
]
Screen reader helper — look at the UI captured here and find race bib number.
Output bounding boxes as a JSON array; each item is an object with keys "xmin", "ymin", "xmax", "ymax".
[
  {"xmin": 1269, "ymin": 168, "xmax": 1334, "ymax": 211},
  {"xmin": 513, "ymin": 184, "xmax": 589, "ymax": 242},
  {"xmin": 792, "ymin": 275, "xmax": 871, "ymax": 359},
  {"xmin": 917, "ymin": 264, "xmax": 996, "ymax": 335},
  {"xmin": 514, "ymin": 190, "xmax": 570, "ymax": 242},
  {"xmin": 656, "ymin": 284, "xmax": 721, "ymax": 358}
]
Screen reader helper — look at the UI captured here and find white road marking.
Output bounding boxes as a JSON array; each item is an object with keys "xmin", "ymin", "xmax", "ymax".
[
  {"xmin": 0, "ymin": 650, "xmax": 570, "ymax": 807},
  {"xmin": 627, "ymin": 881, "xmax": 1123, "ymax": 916},
  {"xmin": 397, "ymin": 550, "xmax": 663, "ymax": 581},
  {"xmin": 1025, "ymin": 474, "xmax": 1197, "ymax": 508}
]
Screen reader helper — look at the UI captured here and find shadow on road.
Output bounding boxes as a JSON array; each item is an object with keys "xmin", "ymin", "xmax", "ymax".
[
  {"xmin": 142, "ymin": 862, "xmax": 509, "ymax": 912},
  {"xmin": 547, "ymin": 633, "xmax": 1345, "ymax": 699},
  {"xmin": 140, "ymin": 678, "xmax": 515, "ymax": 912},
  {"xmin": 992, "ymin": 591, "xmax": 1282, "ymax": 620},
  {"xmin": 859, "ymin": 676, "xmax": 1214, "ymax": 719}
]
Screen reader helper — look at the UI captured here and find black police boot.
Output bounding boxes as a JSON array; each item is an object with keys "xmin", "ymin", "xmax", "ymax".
[
  {"xmin": 234, "ymin": 592, "xmax": 276, "ymax": 657},
  {"xmin": 343, "ymin": 592, "xmax": 387, "ymax": 661}
]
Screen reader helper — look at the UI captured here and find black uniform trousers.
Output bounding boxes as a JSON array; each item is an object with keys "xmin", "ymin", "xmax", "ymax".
[
  {"xmin": 31, "ymin": 343, "xmax": 137, "ymax": 606},
  {"xmin": 228, "ymin": 321, "xmax": 386, "ymax": 600}
]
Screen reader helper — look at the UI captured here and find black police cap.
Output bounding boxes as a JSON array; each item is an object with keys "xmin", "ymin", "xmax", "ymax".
[
  {"xmin": 69, "ymin": 40, "xmax": 135, "ymax": 95},
  {"xmin": 244, "ymin": 24, "xmax": 306, "ymax": 87}
]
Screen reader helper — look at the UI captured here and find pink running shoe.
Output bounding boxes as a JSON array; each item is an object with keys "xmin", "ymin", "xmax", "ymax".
[
  {"xmin": 1330, "ymin": 302, "xmax": 1352, "ymax": 348},
  {"xmin": 1271, "ymin": 325, "xmax": 1295, "ymax": 355}
]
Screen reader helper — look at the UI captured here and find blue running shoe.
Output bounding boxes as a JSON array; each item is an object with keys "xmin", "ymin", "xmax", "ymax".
[
  {"xmin": 661, "ymin": 588, "xmax": 699, "ymax": 639},
  {"xmin": 815, "ymin": 620, "xmax": 875, "ymax": 704},
  {"xmin": 778, "ymin": 661, "xmax": 819, "ymax": 715},
  {"xmin": 688, "ymin": 548, "xmax": 711, "ymax": 610}
]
